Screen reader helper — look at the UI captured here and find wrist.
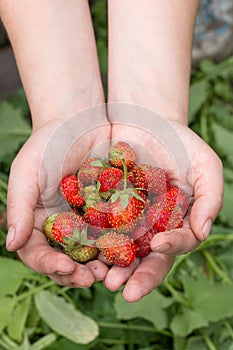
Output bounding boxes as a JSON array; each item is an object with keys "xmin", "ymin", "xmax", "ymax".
[
  {"xmin": 107, "ymin": 92, "xmax": 188, "ymax": 126},
  {"xmin": 31, "ymin": 81, "xmax": 105, "ymax": 131},
  {"xmin": 108, "ymin": 67, "xmax": 189, "ymax": 126}
]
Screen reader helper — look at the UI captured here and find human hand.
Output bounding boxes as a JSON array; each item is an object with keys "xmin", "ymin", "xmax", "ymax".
[
  {"xmin": 103, "ymin": 104, "xmax": 223, "ymax": 302},
  {"xmin": 6, "ymin": 108, "xmax": 111, "ymax": 288}
]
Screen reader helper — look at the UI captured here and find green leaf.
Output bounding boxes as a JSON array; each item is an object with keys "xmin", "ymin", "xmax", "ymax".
[
  {"xmin": 209, "ymin": 100, "xmax": 233, "ymax": 131},
  {"xmin": 186, "ymin": 336, "xmax": 208, "ymax": 350},
  {"xmin": 0, "ymin": 297, "xmax": 17, "ymax": 333},
  {"xmin": 212, "ymin": 122, "xmax": 233, "ymax": 158},
  {"xmin": 0, "ymin": 102, "xmax": 31, "ymax": 157},
  {"xmin": 90, "ymin": 160, "xmax": 103, "ymax": 167},
  {"xmin": 189, "ymin": 80, "xmax": 209, "ymax": 123},
  {"xmin": 132, "ymin": 191, "xmax": 145, "ymax": 203},
  {"xmin": 44, "ymin": 338, "xmax": 93, "ymax": 350},
  {"xmin": 34, "ymin": 290, "xmax": 99, "ymax": 344},
  {"xmin": 214, "ymin": 81, "xmax": 232, "ymax": 101},
  {"xmin": 97, "ymin": 39, "xmax": 108, "ymax": 76},
  {"xmin": 114, "ymin": 289, "xmax": 172, "ymax": 330},
  {"xmin": 6, "ymin": 88, "xmax": 30, "ymax": 117},
  {"xmin": 173, "ymin": 335, "xmax": 187, "ymax": 350},
  {"xmin": 96, "ymin": 180, "xmax": 101, "ymax": 192},
  {"xmin": 17, "ymin": 332, "xmax": 31, "ymax": 350},
  {"xmin": 110, "ymin": 192, "xmax": 119, "ymax": 203},
  {"xmin": 182, "ymin": 273, "xmax": 233, "ymax": 323},
  {"xmin": 171, "ymin": 271, "xmax": 233, "ymax": 337},
  {"xmin": 224, "ymin": 168, "xmax": 233, "ymax": 182},
  {"xmin": 170, "ymin": 307, "xmax": 208, "ymax": 337},
  {"xmin": 219, "ymin": 182, "xmax": 233, "ymax": 227},
  {"xmin": 91, "ymin": 0, "xmax": 107, "ymax": 26},
  {"xmin": 7, "ymin": 297, "xmax": 31, "ymax": 342},
  {"xmin": 199, "ymin": 59, "xmax": 217, "ymax": 74},
  {"xmin": 31, "ymin": 333, "xmax": 57, "ymax": 350},
  {"xmin": 120, "ymin": 194, "xmax": 129, "ymax": 209},
  {"xmin": 0, "ymin": 257, "xmax": 33, "ymax": 296}
]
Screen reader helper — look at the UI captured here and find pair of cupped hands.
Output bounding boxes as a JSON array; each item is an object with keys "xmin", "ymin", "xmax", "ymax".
[{"xmin": 6, "ymin": 104, "xmax": 223, "ymax": 303}]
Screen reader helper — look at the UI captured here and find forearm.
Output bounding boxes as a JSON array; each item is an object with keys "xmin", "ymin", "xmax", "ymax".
[
  {"xmin": 108, "ymin": 0, "xmax": 199, "ymax": 124},
  {"xmin": 0, "ymin": 0, "xmax": 104, "ymax": 129}
]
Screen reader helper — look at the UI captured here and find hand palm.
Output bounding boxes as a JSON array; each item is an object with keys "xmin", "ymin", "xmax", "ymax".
[
  {"xmin": 103, "ymin": 107, "xmax": 223, "ymax": 302},
  {"xmin": 7, "ymin": 112, "xmax": 111, "ymax": 287}
]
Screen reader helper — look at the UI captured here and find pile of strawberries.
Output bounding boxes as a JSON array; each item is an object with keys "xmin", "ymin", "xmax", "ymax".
[{"xmin": 43, "ymin": 142, "xmax": 190, "ymax": 267}]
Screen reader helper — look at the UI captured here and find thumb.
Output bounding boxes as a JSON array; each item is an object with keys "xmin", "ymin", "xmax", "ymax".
[
  {"xmin": 6, "ymin": 155, "xmax": 39, "ymax": 251},
  {"xmin": 190, "ymin": 151, "xmax": 224, "ymax": 241}
]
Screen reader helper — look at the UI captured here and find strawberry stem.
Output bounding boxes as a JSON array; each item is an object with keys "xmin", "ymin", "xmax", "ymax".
[{"xmin": 122, "ymin": 158, "xmax": 127, "ymax": 193}]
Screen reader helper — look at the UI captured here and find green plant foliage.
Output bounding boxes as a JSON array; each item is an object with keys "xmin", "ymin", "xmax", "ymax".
[
  {"xmin": 6, "ymin": 88, "xmax": 30, "ymax": 117},
  {"xmin": 114, "ymin": 289, "xmax": 173, "ymax": 331},
  {"xmin": 170, "ymin": 272, "xmax": 233, "ymax": 337},
  {"xmin": 90, "ymin": 0, "xmax": 108, "ymax": 95},
  {"xmin": 189, "ymin": 80, "xmax": 210, "ymax": 123},
  {"xmin": 0, "ymin": 297, "xmax": 17, "ymax": 333},
  {"xmin": 7, "ymin": 297, "xmax": 31, "ymax": 342},
  {"xmin": 0, "ymin": 102, "xmax": 31, "ymax": 158},
  {"xmin": 34, "ymin": 291, "xmax": 99, "ymax": 345},
  {"xmin": 0, "ymin": 257, "xmax": 33, "ymax": 296}
]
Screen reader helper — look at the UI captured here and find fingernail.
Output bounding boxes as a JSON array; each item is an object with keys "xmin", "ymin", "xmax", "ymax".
[
  {"xmin": 152, "ymin": 242, "xmax": 171, "ymax": 253},
  {"xmin": 202, "ymin": 219, "xmax": 212, "ymax": 240},
  {"xmin": 6, "ymin": 227, "xmax": 15, "ymax": 249},
  {"xmin": 57, "ymin": 271, "xmax": 74, "ymax": 276}
]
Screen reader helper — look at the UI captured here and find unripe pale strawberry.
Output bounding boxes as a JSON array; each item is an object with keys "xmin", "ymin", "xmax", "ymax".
[
  {"xmin": 43, "ymin": 211, "xmax": 87, "ymax": 244},
  {"xmin": 43, "ymin": 211, "xmax": 99, "ymax": 263}
]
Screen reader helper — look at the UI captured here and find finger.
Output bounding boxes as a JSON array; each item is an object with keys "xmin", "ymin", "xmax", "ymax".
[
  {"xmin": 6, "ymin": 151, "xmax": 39, "ymax": 251},
  {"xmin": 18, "ymin": 229, "xmax": 76, "ymax": 275},
  {"xmin": 150, "ymin": 228, "xmax": 200, "ymax": 255},
  {"xmin": 104, "ymin": 258, "xmax": 140, "ymax": 291},
  {"xmin": 123, "ymin": 252, "xmax": 174, "ymax": 303},
  {"xmin": 150, "ymin": 216, "xmax": 200, "ymax": 255},
  {"xmin": 18, "ymin": 229, "xmax": 99, "ymax": 287},
  {"xmin": 48, "ymin": 259, "xmax": 109, "ymax": 288},
  {"xmin": 189, "ymin": 149, "xmax": 224, "ymax": 241},
  {"xmin": 48, "ymin": 264, "xmax": 95, "ymax": 288},
  {"xmin": 86, "ymin": 260, "xmax": 109, "ymax": 281}
]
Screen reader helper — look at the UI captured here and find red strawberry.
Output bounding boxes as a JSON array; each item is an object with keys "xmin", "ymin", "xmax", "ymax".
[
  {"xmin": 165, "ymin": 185, "xmax": 190, "ymax": 216},
  {"xmin": 84, "ymin": 202, "xmax": 111, "ymax": 229},
  {"xmin": 109, "ymin": 142, "xmax": 136, "ymax": 170},
  {"xmin": 77, "ymin": 157, "xmax": 106, "ymax": 185},
  {"xmin": 43, "ymin": 211, "xmax": 87, "ymax": 244},
  {"xmin": 128, "ymin": 166, "xmax": 148, "ymax": 194},
  {"xmin": 139, "ymin": 164, "xmax": 170, "ymax": 196},
  {"xmin": 96, "ymin": 232, "xmax": 138, "ymax": 267},
  {"xmin": 131, "ymin": 220, "xmax": 156, "ymax": 257},
  {"xmin": 60, "ymin": 175, "xmax": 85, "ymax": 208},
  {"xmin": 146, "ymin": 185, "xmax": 189, "ymax": 232},
  {"xmin": 97, "ymin": 167, "xmax": 123, "ymax": 198},
  {"xmin": 107, "ymin": 190, "xmax": 146, "ymax": 231},
  {"xmin": 134, "ymin": 228, "xmax": 155, "ymax": 258},
  {"xmin": 147, "ymin": 198, "xmax": 183, "ymax": 232}
]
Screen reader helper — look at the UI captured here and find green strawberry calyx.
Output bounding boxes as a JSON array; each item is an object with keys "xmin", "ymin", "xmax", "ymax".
[
  {"xmin": 109, "ymin": 159, "xmax": 145, "ymax": 209},
  {"xmin": 62, "ymin": 227, "xmax": 96, "ymax": 253}
]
